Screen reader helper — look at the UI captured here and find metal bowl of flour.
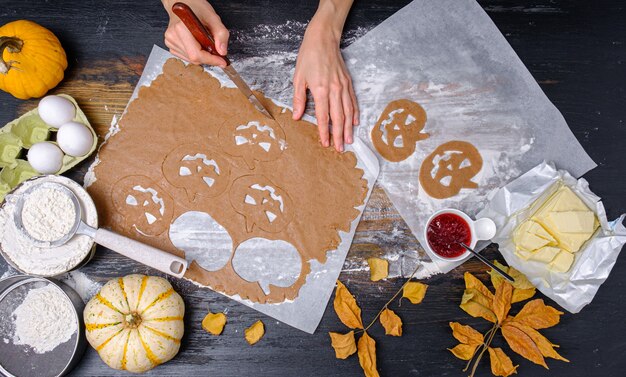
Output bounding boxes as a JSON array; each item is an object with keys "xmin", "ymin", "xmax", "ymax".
[{"xmin": 0, "ymin": 275, "xmax": 87, "ymax": 377}]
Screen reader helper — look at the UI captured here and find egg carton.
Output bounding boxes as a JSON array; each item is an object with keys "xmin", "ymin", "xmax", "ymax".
[{"xmin": 0, "ymin": 94, "xmax": 97, "ymax": 200}]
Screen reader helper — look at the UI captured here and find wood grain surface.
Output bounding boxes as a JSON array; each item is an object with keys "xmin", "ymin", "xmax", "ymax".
[{"xmin": 1, "ymin": 0, "xmax": 625, "ymax": 376}]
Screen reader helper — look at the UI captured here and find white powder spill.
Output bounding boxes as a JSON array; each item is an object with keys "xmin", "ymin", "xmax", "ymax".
[
  {"xmin": 21, "ymin": 187, "xmax": 76, "ymax": 242},
  {"xmin": 0, "ymin": 176, "xmax": 97, "ymax": 276},
  {"xmin": 12, "ymin": 284, "xmax": 77, "ymax": 354},
  {"xmin": 59, "ymin": 271, "xmax": 102, "ymax": 303}
]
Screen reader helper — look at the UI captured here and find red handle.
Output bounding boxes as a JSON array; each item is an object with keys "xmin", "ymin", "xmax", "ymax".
[{"xmin": 171, "ymin": 2, "xmax": 230, "ymax": 65}]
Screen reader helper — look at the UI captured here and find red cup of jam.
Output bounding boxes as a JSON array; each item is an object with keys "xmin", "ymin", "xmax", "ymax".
[{"xmin": 423, "ymin": 209, "xmax": 496, "ymax": 262}]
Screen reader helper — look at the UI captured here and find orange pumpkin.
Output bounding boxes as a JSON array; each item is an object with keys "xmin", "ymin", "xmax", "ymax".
[{"xmin": 0, "ymin": 20, "xmax": 67, "ymax": 99}]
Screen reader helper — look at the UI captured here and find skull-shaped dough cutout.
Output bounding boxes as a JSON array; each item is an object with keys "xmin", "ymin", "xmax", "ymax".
[
  {"xmin": 162, "ymin": 143, "xmax": 231, "ymax": 201},
  {"xmin": 371, "ymin": 99, "xmax": 429, "ymax": 162},
  {"xmin": 418, "ymin": 141, "xmax": 483, "ymax": 199},
  {"xmin": 229, "ymin": 174, "xmax": 293, "ymax": 233},
  {"xmin": 111, "ymin": 175, "xmax": 174, "ymax": 236},
  {"xmin": 219, "ymin": 120, "xmax": 287, "ymax": 169}
]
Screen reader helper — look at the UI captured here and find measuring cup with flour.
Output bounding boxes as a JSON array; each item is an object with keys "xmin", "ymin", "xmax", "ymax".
[{"xmin": 6, "ymin": 177, "xmax": 187, "ymax": 278}]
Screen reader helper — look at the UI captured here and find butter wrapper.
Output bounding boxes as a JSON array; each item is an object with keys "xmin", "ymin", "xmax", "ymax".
[{"xmin": 477, "ymin": 161, "xmax": 626, "ymax": 313}]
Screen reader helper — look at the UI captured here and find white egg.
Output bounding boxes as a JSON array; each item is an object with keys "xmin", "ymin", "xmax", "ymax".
[
  {"xmin": 27, "ymin": 142, "xmax": 64, "ymax": 174},
  {"xmin": 38, "ymin": 95, "xmax": 76, "ymax": 128},
  {"xmin": 57, "ymin": 121, "xmax": 94, "ymax": 157}
]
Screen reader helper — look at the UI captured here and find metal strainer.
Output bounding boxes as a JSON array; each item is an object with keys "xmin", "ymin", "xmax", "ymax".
[{"xmin": 12, "ymin": 180, "xmax": 188, "ymax": 278}]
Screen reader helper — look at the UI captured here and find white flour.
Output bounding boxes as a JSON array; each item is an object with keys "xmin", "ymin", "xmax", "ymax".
[
  {"xmin": 12, "ymin": 284, "xmax": 77, "ymax": 354},
  {"xmin": 21, "ymin": 187, "xmax": 76, "ymax": 242},
  {"xmin": 0, "ymin": 176, "xmax": 97, "ymax": 276},
  {"xmin": 59, "ymin": 270, "xmax": 102, "ymax": 303}
]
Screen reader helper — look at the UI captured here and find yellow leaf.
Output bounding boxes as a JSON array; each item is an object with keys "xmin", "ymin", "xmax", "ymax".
[
  {"xmin": 501, "ymin": 323, "xmax": 548, "ymax": 368},
  {"xmin": 449, "ymin": 322, "xmax": 484, "ymax": 345},
  {"xmin": 505, "ymin": 321, "xmax": 569, "ymax": 363},
  {"xmin": 459, "ymin": 291, "xmax": 497, "ymax": 323},
  {"xmin": 488, "ymin": 347, "xmax": 518, "ymax": 377},
  {"xmin": 244, "ymin": 320, "xmax": 265, "ymax": 345},
  {"xmin": 380, "ymin": 308, "xmax": 402, "ymax": 336},
  {"xmin": 333, "ymin": 281, "xmax": 364, "ymax": 329},
  {"xmin": 489, "ymin": 261, "xmax": 536, "ymax": 303},
  {"xmin": 329, "ymin": 331, "xmax": 357, "ymax": 359},
  {"xmin": 511, "ymin": 288, "xmax": 536, "ymax": 304},
  {"xmin": 367, "ymin": 258, "xmax": 389, "ymax": 282},
  {"xmin": 449, "ymin": 343, "xmax": 479, "ymax": 361},
  {"xmin": 464, "ymin": 272, "xmax": 494, "ymax": 300},
  {"xmin": 201, "ymin": 311, "xmax": 226, "ymax": 336},
  {"xmin": 402, "ymin": 281, "xmax": 428, "ymax": 304},
  {"xmin": 493, "ymin": 281, "xmax": 513, "ymax": 324},
  {"xmin": 462, "ymin": 288, "xmax": 493, "ymax": 309},
  {"xmin": 357, "ymin": 331, "xmax": 379, "ymax": 377},
  {"xmin": 513, "ymin": 299, "xmax": 563, "ymax": 330}
]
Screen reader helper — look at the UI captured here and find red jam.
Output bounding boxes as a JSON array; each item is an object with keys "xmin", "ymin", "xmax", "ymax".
[{"xmin": 426, "ymin": 213, "xmax": 472, "ymax": 258}]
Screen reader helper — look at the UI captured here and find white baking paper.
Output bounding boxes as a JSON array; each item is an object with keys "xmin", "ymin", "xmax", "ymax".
[
  {"xmin": 94, "ymin": 46, "xmax": 379, "ymax": 334},
  {"xmin": 477, "ymin": 161, "xmax": 626, "ymax": 313},
  {"xmin": 342, "ymin": 0, "xmax": 597, "ymax": 273}
]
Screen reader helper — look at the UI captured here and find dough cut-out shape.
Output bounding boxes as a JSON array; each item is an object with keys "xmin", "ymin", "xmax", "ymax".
[
  {"xmin": 419, "ymin": 140, "xmax": 483, "ymax": 199},
  {"xmin": 88, "ymin": 59, "xmax": 368, "ymax": 304},
  {"xmin": 169, "ymin": 211, "xmax": 233, "ymax": 271},
  {"xmin": 111, "ymin": 175, "xmax": 174, "ymax": 236},
  {"xmin": 231, "ymin": 238, "xmax": 302, "ymax": 295},
  {"xmin": 229, "ymin": 174, "xmax": 293, "ymax": 233},
  {"xmin": 162, "ymin": 143, "xmax": 231, "ymax": 200},
  {"xmin": 371, "ymin": 99, "xmax": 429, "ymax": 162},
  {"xmin": 219, "ymin": 119, "xmax": 287, "ymax": 169}
]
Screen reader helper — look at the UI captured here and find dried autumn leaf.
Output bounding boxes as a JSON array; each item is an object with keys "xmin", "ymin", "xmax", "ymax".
[
  {"xmin": 464, "ymin": 272, "xmax": 494, "ymax": 300},
  {"xmin": 488, "ymin": 347, "xmax": 518, "ymax": 377},
  {"xmin": 501, "ymin": 323, "xmax": 548, "ymax": 368},
  {"xmin": 367, "ymin": 258, "xmax": 389, "ymax": 282},
  {"xmin": 244, "ymin": 320, "xmax": 265, "ymax": 345},
  {"xmin": 460, "ymin": 290, "xmax": 497, "ymax": 323},
  {"xmin": 380, "ymin": 308, "xmax": 402, "ymax": 336},
  {"xmin": 202, "ymin": 311, "xmax": 227, "ymax": 335},
  {"xmin": 329, "ymin": 331, "xmax": 357, "ymax": 359},
  {"xmin": 505, "ymin": 321, "xmax": 569, "ymax": 363},
  {"xmin": 493, "ymin": 281, "xmax": 513, "ymax": 323},
  {"xmin": 450, "ymin": 322, "xmax": 484, "ymax": 345},
  {"xmin": 512, "ymin": 299, "xmax": 563, "ymax": 330},
  {"xmin": 449, "ymin": 343, "xmax": 480, "ymax": 361},
  {"xmin": 333, "ymin": 281, "xmax": 364, "ymax": 329},
  {"xmin": 357, "ymin": 331, "xmax": 379, "ymax": 377},
  {"xmin": 489, "ymin": 261, "xmax": 536, "ymax": 303},
  {"xmin": 448, "ymin": 322, "xmax": 484, "ymax": 361},
  {"xmin": 402, "ymin": 281, "xmax": 428, "ymax": 304}
]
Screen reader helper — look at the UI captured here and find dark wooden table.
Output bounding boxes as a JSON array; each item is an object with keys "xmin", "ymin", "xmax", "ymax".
[{"xmin": 1, "ymin": 0, "xmax": 625, "ymax": 376}]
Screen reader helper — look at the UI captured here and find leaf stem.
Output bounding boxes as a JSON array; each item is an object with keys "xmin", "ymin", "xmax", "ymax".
[
  {"xmin": 357, "ymin": 263, "xmax": 423, "ymax": 333},
  {"xmin": 468, "ymin": 323, "xmax": 499, "ymax": 377}
]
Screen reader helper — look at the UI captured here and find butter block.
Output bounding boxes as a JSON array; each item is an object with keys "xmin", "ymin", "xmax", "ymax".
[
  {"xmin": 529, "ymin": 246, "xmax": 561, "ymax": 263},
  {"xmin": 555, "ymin": 232, "xmax": 595, "ymax": 253},
  {"xmin": 544, "ymin": 186, "xmax": 591, "ymax": 212},
  {"xmin": 547, "ymin": 211, "xmax": 596, "ymax": 234},
  {"xmin": 549, "ymin": 250, "xmax": 575, "ymax": 273},
  {"xmin": 515, "ymin": 231, "xmax": 552, "ymax": 252},
  {"xmin": 515, "ymin": 248, "xmax": 534, "ymax": 261}
]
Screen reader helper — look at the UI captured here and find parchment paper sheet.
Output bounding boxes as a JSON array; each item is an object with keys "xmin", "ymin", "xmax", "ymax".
[
  {"xmin": 478, "ymin": 162, "xmax": 626, "ymax": 313},
  {"xmin": 343, "ymin": 0, "xmax": 597, "ymax": 273},
  {"xmin": 99, "ymin": 46, "xmax": 380, "ymax": 334}
]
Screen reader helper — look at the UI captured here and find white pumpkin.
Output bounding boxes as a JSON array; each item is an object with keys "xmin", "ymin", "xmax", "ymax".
[{"xmin": 84, "ymin": 274, "xmax": 185, "ymax": 373}]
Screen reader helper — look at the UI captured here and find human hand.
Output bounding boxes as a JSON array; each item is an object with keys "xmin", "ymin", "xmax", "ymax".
[
  {"xmin": 162, "ymin": 0, "xmax": 229, "ymax": 67},
  {"xmin": 292, "ymin": 1, "xmax": 359, "ymax": 152}
]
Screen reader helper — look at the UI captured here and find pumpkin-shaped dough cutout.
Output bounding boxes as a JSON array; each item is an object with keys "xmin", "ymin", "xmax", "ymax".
[
  {"xmin": 229, "ymin": 174, "xmax": 293, "ymax": 233},
  {"xmin": 371, "ymin": 99, "xmax": 429, "ymax": 162},
  {"xmin": 84, "ymin": 274, "xmax": 185, "ymax": 373},
  {"xmin": 162, "ymin": 143, "xmax": 231, "ymax": 201},
  {"xmin": 111, "ymin": 175, "xmax": 174, "ymax": 236},
  {"xmin": 418, "ymin": 140, "xmax": 483, "ymax": 199},
  {"xmin": 219, "ymin": 119, "xmax": 287, "ymax": 169}
]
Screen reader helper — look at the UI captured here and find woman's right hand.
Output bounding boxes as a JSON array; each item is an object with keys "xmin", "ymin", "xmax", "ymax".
[{"xmin": 162, "ymin": 0, "xmax": 230, "ymax": 67}]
